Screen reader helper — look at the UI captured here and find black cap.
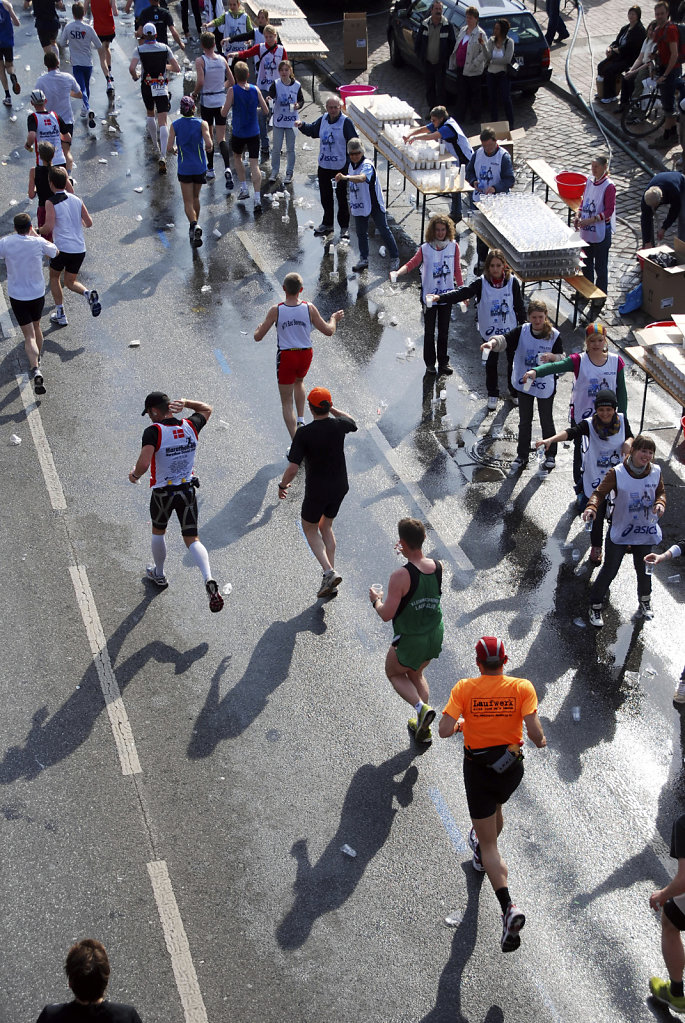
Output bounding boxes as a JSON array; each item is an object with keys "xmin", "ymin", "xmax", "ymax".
[
  {"xmin": 594, "ymin": 388, "xmax": 618, "ymax": 410},
  {"xmin": 142, "ymin": 391, "xmax": 170, "ymax": 416}
]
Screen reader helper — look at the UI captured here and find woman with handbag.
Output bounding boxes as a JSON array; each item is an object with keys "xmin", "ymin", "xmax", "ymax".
[{"xmin": 485, "ymin": 18, "xmax": 515, "ymax": 128}]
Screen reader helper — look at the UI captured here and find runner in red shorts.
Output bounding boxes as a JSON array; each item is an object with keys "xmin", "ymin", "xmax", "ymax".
[{"xmin": 254, "ymin": 271, "xmax": 343, "ymax": 440}]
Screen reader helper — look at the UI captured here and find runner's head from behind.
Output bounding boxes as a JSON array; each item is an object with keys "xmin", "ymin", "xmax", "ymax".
[
  {"xmin": 282, "ymin": 271, "xmax": 303, "ymax": 300},
  {"xmin": 14, "ymin": 212, "xmax": 32, "ymax": 235},
  {"xmin": 180, "ymin": 95, "xmax": 196, "ymax": 116},
  {"xmin": 397, "ymin": 517, "xmax": 426, "ymax": 554},
  {"xmin": 142, "ymin": 21, "xmax": 157, "ymax": 39},
  {"xmin": 30, "ymin": 88, "xmax": 47, "ymax": 110},
  {"xmin": 48, "ymin": 165, "xmax": 69, "ymax": 192},
  {"xmin": 72, "ymin": 1, "xmax": 85, "ymax": 18},
  {"xmin": 65, "ymin": 939, "xmax": 111, "ymax": 1003},
  {"xmin": 233, "ymin": 60, "xmax": 250, "ymax": 84},
  {"xmin": 475, "ymin": 635, "xmax": 508, "ymax": 675},
  {"xmin": 141, "ymin": 390, "xmax": 171, "ymax": 421},
  {"xmin": 200, "ymin": 30, "xmax": 216, "ymax": 51},
  {"xmin": 307, "ymin": 386, "xmax": 332, "ymax": 419}
]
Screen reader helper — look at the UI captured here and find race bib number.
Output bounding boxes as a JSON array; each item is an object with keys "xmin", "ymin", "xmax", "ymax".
[{"xmin": 151, "ymin": 80, "xmax": 167, "ymax": 97}]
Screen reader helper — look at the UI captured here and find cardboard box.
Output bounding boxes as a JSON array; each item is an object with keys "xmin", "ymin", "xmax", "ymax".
[
  {"xmin": 343, "ymin": 12, "xmax": 367, "ymax": 70},
  {"xmin": 637, "ymin": 238, "xmax": 685, "ymax": 319},
  {"xmin": 467, "ymin": 122, "xmax": 525, "ymax": 159}
]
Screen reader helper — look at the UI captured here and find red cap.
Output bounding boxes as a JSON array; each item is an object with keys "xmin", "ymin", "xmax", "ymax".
[
  {"xmin": 475, "ymin": 636, "xmax": 507, "ymax": 666},
  {"xmin": 308, "ymin": 386, "xmax": 332, "ymax": 412}
]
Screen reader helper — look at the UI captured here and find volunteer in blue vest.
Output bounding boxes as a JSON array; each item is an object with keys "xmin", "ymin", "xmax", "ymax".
[
  {"xmin": 583, "ymin": 433, "xmax": 666, "ymax": 627},
  {"xmin": 0, "ymin": 0, "xmax": 21, "ymax": 106},
  {"xmin": 297, "ymin": 95, "xmax": 357, "ymax": 238},
  {"xmin": 395, "ymin": 213, "xmax": 464, "ymax": 375},
  {"xmin": 536, "ymin": 389, "xmax": 633, "ymax": 566},
  {"xmin": 129, "ymin": 392, "xmax": 225, "ymax": 614},
  {"xmin": 487, "ymin": 297, "xmax": 563, "ymax": 474},
  {"xmin": 525, "ymin": 321, "xmax": 628, "ymax": 498},
  {"xmin": 234, "ymin": 23, "xmax": 285, "ymax": 161},
  {"xmin": 574, "ymin": 155, "xmax": 616, "ymax": 297},
  {"xmin": 191, "ymin": 32, "xmax": 233, "ymax": 187},
  {"xmin": 403, "ymin": 105, "xmax": 473, "ymax": 224},
  {"xmin": 220, "ymin": 59, "xmax": 269, "ymax": 214},
  {"xmin": 335, "ymin": 137, "xmax": 400, "ymax": 275},
  {"xmin": 267, "ymin": 58, "xmax": 302, "ymax": 185},
  {"xmin": 167, "ymin": 95, "xmax": 212, "ymax": 248},
  {"xmin": 465, "ymin": 126, "xmax": 515, "ymax": 267}
]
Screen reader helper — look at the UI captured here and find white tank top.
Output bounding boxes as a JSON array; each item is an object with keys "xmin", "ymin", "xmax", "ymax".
[
  {"xmin": 572, "ymin": 351, "xmax": 619, "ymax": 422},
  {"xmin": 511, "ymin": 323, "xmax": 559, "ymax": 398},
  {"xmin": 419, "ymin": 242, "xmax": 456, "ymax": 301},
  {"xmin": 477, "ymin": 276, "xmax": 517, "ymax": 338},
  {"xmin": 347, "ymin": 157, "xmax": 385, "ymax": 217},
  {"xmin": 581, "ymin": 413, "xmax": 625, "ymax": 498},
  {"xmin": 609, "ymin": 462, "xmax": 662, "ymax": 546},
  {"xmin": 200, "ymin": 53, "xmax": 227, "ymax": 107},
  {"xmin": 273, "ymin": 78, "xmax": 299, "ymax": 128},
  {"xmin": 276, "ymin": 301, "xmax": 312, "ymax": 350},
  {"xmin": 51, "ymin": 192, "xmax": 85, "ymax": 253},
  {"xmin": 579, "ymin": 177, "xmax": 616, "ymax": 244},
  {"xmin": 33, "ymin": 111, "xmax": 66, "ymax": 166},
  {"xmin": 150, "ymin": 419, "xmax": 199, "ymax": 487}
]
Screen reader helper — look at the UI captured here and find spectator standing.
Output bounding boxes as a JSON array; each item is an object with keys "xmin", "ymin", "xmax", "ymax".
[
  {"xmin": 449, "ymin": 5, "xmax": 488, "ymax": 124},
  {"xmin": 485, "ymin": 18, "xmax": 515, "ymax": 127},
  {"xmin": 35, "ymin": 939, "xmax": 143, "ymax": 1023},
  {"xmin": 545, "ymin": 0, "xmax": 570, "ymax": 44},
  {"xmin": 596, "ymin": 5, "xmax": 646, "ymax": 101},
  {"xmin": 414, "ymin": 1, "xmax": 456, "ymax": 114},
  {"xmin": 649, "ymin": 0, "xmax": 682, "ymax": 147},
  {"xmin": 574, "ymin": 154, "xmax": 616, "ymax": 296}
]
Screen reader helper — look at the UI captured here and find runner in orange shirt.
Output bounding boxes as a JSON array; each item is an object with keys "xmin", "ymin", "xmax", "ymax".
[
  {"xmin": 439, "ymin": 636, "xmax": 546, "ymax": 953},
  {"xmin": 86, "ymin": 0, "xmax": 117, "ymax": 96}
]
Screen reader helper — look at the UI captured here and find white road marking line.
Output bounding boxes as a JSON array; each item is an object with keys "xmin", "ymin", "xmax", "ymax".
[
  {"xmin": 16, "ymin": 373, "xmax": 67, "ymax": 512},
  {"xmin": 69, "ymin": 564, "xmax": 142, "ymax": 776},
  {"xmin": 0, "ymin": 285, "xmax": 15, "ymax": 339},
  {"xmin": 147, "ymin": 860, "xmax": 209, "ymax": 1023}
]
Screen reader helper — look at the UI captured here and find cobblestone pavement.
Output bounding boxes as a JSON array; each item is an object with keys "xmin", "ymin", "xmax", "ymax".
[{"xmin": 308, "ymin": 4, "xmax": 669, "ymax": 348}]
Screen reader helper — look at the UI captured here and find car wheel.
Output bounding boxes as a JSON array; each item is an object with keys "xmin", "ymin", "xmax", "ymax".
[{"xmin": 389, "ymin": 33, "xmax": 404, "ymax": 67}]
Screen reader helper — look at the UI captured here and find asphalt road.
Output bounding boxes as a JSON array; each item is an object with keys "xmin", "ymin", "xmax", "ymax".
[{"xmin": 1, "ymin": 9, "xmax": 685, "ymax": 1023}]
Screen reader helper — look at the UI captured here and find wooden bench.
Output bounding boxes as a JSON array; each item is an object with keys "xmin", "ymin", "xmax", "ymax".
[
  {"xmin": 564, "ymin": 274, "xmax": 607, "ymax": 326},
  {"xmin": 527, "ymin": 158, "xmax": 582, "ymax": 223}
]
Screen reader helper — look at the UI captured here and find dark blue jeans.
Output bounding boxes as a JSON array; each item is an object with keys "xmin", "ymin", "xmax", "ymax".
[
  {"xmin": 583, "ymin": 223, "xmax": 612, "ymax": 295},
  {"xmin": 354, "ymin": 207, "xmax": 399, "ymax": 262},
  {"xmin": 487, "ymin": 72, "xmax": 514, "ymax": 128}
]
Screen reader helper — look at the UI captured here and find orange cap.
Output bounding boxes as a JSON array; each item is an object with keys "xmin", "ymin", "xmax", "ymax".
[{"xmin": 308, "ymin": 386, "xmax": 332, "ymax": 412}]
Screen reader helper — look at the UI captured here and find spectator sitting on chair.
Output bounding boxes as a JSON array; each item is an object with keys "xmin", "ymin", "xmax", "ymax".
[
  {"xmin": 596, "ymin": 5, "xmax": 646, "ymax": 102},
  {"xmin": 615, "ymin": 18, "xmax": 656, "ymax": 111}
]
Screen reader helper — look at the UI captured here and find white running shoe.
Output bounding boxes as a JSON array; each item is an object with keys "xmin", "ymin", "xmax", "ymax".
[
  {"xmin": 146, "ymin": 565, "xmax": 168, "ymax": 589},
  {"xmin": 486, "ymin": 395, "xmax": 498, "ymax": 411},
  {"xmin": 206, "ymin": 168, "xmax": 215, "ymax": 180},
  {"xmin": 501, "ymin": 903, "xmax": 525, "ymax": 953},
  {"xmin": 589, "ymin": 604, "xmax": 604, "ymax": 627},
  {"xmin": 237, "ymin": 185, "xmax": 249, "ymax": 201},
  {"xmin": 50, "ymin": 308, "xmax": 68, "ymax": 326}
]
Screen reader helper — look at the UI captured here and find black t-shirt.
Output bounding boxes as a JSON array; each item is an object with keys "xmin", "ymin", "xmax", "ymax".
[
  {"xmin": 137, "ymin": 5, "xmax": 173, "ymax": 43},
  {"xmin": 36, "ymin": 1001, "xmax": 142, "ymax": 1023},
  {"xmin": 670, "ymin": 814, "xmax": 685, "ymax": 859},
  {"xmin": 288, "ymin": 414, "xmax": 357, "ymax": 495},
  {"xmin": 35, "ymin": 165, "xmax": 53, "ymax": 207},
  {"xmin": 33, "ymin": 0, "xmax": 58, "ymax": 22},
  {"xmin": 141, "ymin": 412, "xmax": 206, "ymax": 448}
]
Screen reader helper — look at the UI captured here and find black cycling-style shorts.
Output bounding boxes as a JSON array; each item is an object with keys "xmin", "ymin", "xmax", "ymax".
[
  {"xmin": 462, "ymin": 755, "xmax": 524, "ymax": 820},
  {"xmin": 150, "ymin": 485, "xmax": 199, "ymax": 536}
]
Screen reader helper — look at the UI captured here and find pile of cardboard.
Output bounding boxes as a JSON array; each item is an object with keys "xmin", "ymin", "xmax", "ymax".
[{"xmin": 636, "ymin": 239, "xmax": 685, "ymax": 320}]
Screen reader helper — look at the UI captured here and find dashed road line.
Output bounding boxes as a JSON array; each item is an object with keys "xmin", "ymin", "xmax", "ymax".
[
  {"xmin": 0, "ymin": 284, "xmax": 15, "ymax": 339},
  {"xmin": 69, "ymin": 564, "xmax": 143, "ymax": 776},
  {"xmin": 147, "ymin": 860, "xmax": 209, "ymax": 1023},
  {"xmin": 428, "ymin": 786, "xmax": 468, "ymax": 853},
  {"xmin": 213, "ymin": 348, "xmax": 231, "ymax": 374}
]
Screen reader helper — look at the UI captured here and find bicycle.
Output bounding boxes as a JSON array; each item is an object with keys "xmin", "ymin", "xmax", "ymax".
[{"xmin": 620, "ymin": 81, "xmax": 666, "ymax": 138}]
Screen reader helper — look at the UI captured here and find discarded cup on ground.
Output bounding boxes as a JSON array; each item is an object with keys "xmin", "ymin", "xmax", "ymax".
[
  {"xmin": 572, "ymin": 706, "xmax": 581, "ymax": 721},
  {"xmin": 222, "ymin": 582, "xmax": 233, "ymax": 596},
  {"xmin": 212, "ymin": 228, "xmax": 222, "ymax": 238},
  {"xmin": 9, "ymin": 434, "xmax": 21, "ymax": 445},
  {"xmin": 340, "ymin": 844, "xmax": 357, "ymax": 858},
  {"xmin": 129, "ymin": 339, "xmax": 141, "ymax": 347},
  {"xmin": 439, "ymin": 389, "xmax": 447, "ymax": 400},
  {"xmin": 379, "ymin": 246, "xmax": 386, "ymax": 256},
  {"xmin": 668, "ymin": 574, "xmax": 681, "ymax": 584}
]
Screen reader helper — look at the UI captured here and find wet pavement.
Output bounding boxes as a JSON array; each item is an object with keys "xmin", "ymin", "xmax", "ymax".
[{"xmin": 1, "ymin": 4, "xmax": 685, "ymax": 1023}]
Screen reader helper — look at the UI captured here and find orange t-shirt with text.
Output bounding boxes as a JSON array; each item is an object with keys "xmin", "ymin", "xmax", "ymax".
[{"xmin": 443, "ymin": 673, "xmax": 538, "ymax": 749}]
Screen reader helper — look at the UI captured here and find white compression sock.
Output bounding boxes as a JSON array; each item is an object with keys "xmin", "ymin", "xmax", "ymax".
[
  {"xmin": 146, "ymin": 116, "xmax": 157, "ymax": 146},
  {"xmin": 188, "ymin": 540, "xmax": 212, "ymax": 583},
  {"xmin": 151, "ymin": 533, "xmax": 167, "ymax": 575},
  {"xmin": 159, "ymin": 124, "xmax": 169, "ymax": 154}
]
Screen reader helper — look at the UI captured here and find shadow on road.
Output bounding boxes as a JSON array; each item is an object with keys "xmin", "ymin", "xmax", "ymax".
[{"xmin": 276, "ymin": 748, "xmax": 419, "ymax": 950}]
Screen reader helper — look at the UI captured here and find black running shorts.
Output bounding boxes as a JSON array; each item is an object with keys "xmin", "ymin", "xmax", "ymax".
[
  {"xmin": 50, "ymin": 250, "xmax": 86, "ymax": 274},
  {"xmin": 230, "ymin": 132, "xmax": 259, "ymax": 158},
  {"xmin": 201, "ymin": 104, "xmax": 226, "ymax": 127},
  {"xmin": 665, "ymin": 898, "xmax": 685, "ymax": 931},
  {"xmin": 301, "ymin": 487, "xmax": 348, "ymax": 524},
  {"xmin": 150, "ymin": 485, "xmax": 199, "ymax": 536},
  {"xmin": 141, "ymin": 83, "xmax": 170, "ymax": 112},
  {"xmin": 10, "ymin": 295, "xmax": 44, "ymax": 326},
  {"xmin": 462, "ymin": 755, "xmax": 524, "ymax": 820}
]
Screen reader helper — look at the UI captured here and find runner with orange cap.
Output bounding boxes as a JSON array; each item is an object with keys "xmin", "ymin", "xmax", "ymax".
[
  {"xmin": 439, "ymin": 636, "xmax": 546, "ymax": 953},
  {"xmin": 277, "ymin": 385, "xmax": 357, "ymax": 599}
]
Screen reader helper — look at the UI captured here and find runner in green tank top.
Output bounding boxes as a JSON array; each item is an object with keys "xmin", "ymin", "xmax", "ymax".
[{"xmin": 369, "ymin": 517, "xmax": 444, "ymax": 744}]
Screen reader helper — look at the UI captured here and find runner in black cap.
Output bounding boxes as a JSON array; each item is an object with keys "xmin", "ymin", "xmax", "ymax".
[{"xmin": 128, "ymin": 392, "xmax": 224, "ymax": 612}]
